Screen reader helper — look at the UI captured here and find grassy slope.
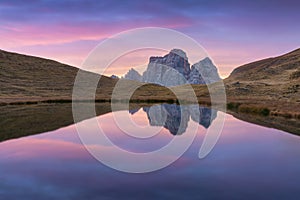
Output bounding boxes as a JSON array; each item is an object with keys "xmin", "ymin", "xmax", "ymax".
[
  {"xmin": 0, "ymin": 49, "xmax": 188, "ymax": 106},
  {"xmin": 222, "ymin": 48, "xmax": 300, "ymax": 118},
  {"xmin": 0, "ymin": 49, "xmax": 118, "ymax": 103}
]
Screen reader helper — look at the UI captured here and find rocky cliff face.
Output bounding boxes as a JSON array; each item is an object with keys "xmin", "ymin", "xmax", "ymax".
[
  {"xmin": 124, "ymin": 49, "xmax": 221, "ymax": 86},
  {"xmin": 142, "ymin": 49, "xmax": 190, "ymax": 86},
  {"xmin": 188, "ymin": 58, "xmax": 221, "ymax": 84},
  {"xmin": 124, "ymin": 68, "xmax": 142, "ymax": 81}
]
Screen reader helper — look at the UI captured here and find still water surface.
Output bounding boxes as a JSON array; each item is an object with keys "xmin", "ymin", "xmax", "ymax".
[{"xmin": 1, "ymin": 104, "xmax": 300, "ymax": 199}]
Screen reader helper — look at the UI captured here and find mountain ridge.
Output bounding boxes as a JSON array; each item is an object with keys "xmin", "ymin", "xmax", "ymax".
[
  {"xmin": 227, "ymin": 48, "xmax": 300, "ymax": 83},
  {"xmin": 125, "ymin": 49, "xmax": 221, "ymax": 86}
]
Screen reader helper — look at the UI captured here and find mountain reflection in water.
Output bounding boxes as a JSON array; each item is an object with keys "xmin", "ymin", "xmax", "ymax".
[{"xmin": 130, "ymin": 104, "xmax": 217, "ymax": 135}]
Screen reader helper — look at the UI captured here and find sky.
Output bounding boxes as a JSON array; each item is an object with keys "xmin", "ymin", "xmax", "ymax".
[{"xmin": 0, "ymin": 0, "xmax": 299, "ymax": 78}]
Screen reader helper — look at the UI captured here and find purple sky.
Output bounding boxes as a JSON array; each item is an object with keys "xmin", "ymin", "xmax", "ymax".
[{"xmin": 0, "ymin": 0, "xmax": 299, "ymax": 77}]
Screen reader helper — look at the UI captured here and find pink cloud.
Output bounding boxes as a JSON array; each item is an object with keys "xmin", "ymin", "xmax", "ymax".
[{"xmin": 1, "ymin": 14, "xmax": 194, "ymax": 48}]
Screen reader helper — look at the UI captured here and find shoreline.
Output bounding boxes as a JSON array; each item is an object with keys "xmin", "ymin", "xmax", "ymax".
[
  {"xmin": 0, "ymin": 100, "xmax": 299, "ymax": 144},
  {"xmin": 1, "ymin": 96, "xmax": 299, "ymax": 120}
]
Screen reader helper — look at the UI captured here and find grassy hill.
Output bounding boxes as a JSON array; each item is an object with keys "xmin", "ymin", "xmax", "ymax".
[
  {"xmin": 221, "ymin": 48, "xmax": 300, "ymax": 118},
  {"xmin": 0, "ymin": 49, "xmax": 117, "ymax": 103},
  {"xmin": 0, "ymin": 49, "xmax": 179, "ymax": 105},
  {"xmin": 227, "ymin": 48, "xmax": 300, "ymax": 82},
  {"xmin": 225, "ymin": 48, "xmax": 300, "ymax": 102}
]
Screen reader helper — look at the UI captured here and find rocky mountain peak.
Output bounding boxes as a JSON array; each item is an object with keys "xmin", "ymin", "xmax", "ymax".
[
  {"xmin": 143, "ymin": 49, "xmax": 190, "ymax": 86},
  {"xmin": 110, "ymin": 75, "xmax": 119, "ymax": 79},
  {"xmin": 170, "ymin": 49, "xmax": 188, "ymax": 60},
  {"xmin": 188, "ymin": 57, "xmax": 221, "ymax": 84},
  {"xmin": 123, "ymin": 68, "xmax": 142, "ymax": 81},
  {"xmin": 124, "ymin": 49, "xmax": 221, "ymax": 86}
]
